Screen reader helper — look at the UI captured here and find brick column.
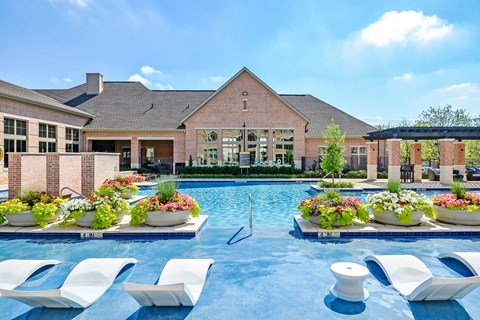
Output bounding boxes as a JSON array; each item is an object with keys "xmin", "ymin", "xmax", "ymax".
[
  {"xmin": 439, "ymin": 138, "xmax": 454, "ymax": 184},
  {"xmin": 366, "ymin": 141, "xmax": 378, "ymax": 180},
  {"xmin": 57, "ymin": 124, "xmax": 66, "ymax": 152},
  {"xmin": 81, "ymin": 153, "xmax": 95, "ymax": 195},
  {"xmin": 46, "ymin": 153, "xmax": 60, "ymax": 196},
  {"xmin": 28, "ymin": 120, "xmax": 39, "ymax": 152},
  {"xmin": 387, "ymin": 139, "xmax": 401, "ymax": 181},
  {"xmin": 410, "ymin": 142, "xmax": 422, "ymax": 182},
  {"xmin": 130, "ymin": 137, "xmax": 140, "ymax": 168},
  {"xmin": 8, "ymin": 154, "xmax": 22, "ymax": 199},
  {"xmin": 454, "ymin": 141, "xmax": 466, "ymax": 181},
  {"xmin": 0, "ymin": 114, "xmax": 4, "ymax": 169}
]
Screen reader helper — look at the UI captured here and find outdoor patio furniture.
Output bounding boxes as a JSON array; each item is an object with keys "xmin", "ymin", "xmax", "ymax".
[
  {"xmin": 0, "ymin": 259, "xmax": 61, "ymax": 291},
  {"xmin": 401, "ymin": 164, "xmax": 414, "ymax": 183},
  {"xmin": 428, "ymin": 168, "xmax": 440, "ymax": 181},
  {"xmin": 438, "ymin": 252, "xmax": 480, "ymax": 276},
  {"xmin": 0, "ymin": 258, "xmax": 138, "ymax": 308},
  {"xmin": 365, "ymin": 254, "xmax": 480, "ymax": 301},
  {"xmin": 123, "ymin": 258, "xmax": 214, "ymax": 307},
  {"xmin": 466, "ymin": 170, "xmax": 480, "ymax": 181}
]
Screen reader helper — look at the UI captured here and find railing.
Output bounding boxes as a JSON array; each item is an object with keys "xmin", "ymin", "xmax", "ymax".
[
  {"xmin": 60, "ymin": 187, "xmax": 86, "ymax": 199},
  {"xmin": 248, "ymin": 194, "xmax": 253, "ymax": 236}
]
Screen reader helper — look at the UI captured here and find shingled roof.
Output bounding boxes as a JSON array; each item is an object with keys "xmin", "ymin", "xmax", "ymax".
[
  {"xmin": 0, "ymin": 80, "xmax": 92, "ymax": 118},
  {"xmin": 36, "ymin": 80, "xmax": 375, "ymax": 137}
]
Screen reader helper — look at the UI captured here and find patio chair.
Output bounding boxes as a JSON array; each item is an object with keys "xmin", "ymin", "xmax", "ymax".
[
  {"xmin": 365, "ymin": 254, "xmax": 480, "ymax": 301},
  {"xmin": 428, "ymin": 168, "xmax": 440, "ymax": 181},
  {"xmin": 0, "ymin": 258, "xmax": 138, "ymax": 308},
  {"xmin": 0, "ymin": 259, "xmax": 61, "ymax": 291},
  {"xmin": 438, "ymin": 252, "xmax": 480, "ymax": 276},
  {"xmin": 123, "ymin": 258, "xmax": 214, "ymax": 306}
]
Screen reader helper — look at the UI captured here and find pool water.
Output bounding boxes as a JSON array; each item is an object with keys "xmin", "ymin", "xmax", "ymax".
[
  {"xmin": 1, "ymin": 229, "xmax": 480, "ymax": 319},
  {"xmin": 138, "ymin": 182, "xmax": 446, "ymax": 227}
]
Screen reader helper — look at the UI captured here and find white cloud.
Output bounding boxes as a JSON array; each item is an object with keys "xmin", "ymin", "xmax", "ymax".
[
  {"xmin": 128, "ymin": 74, "xmax": 151, "ymax": 86},
  {"xmin": 361, "ymin": 11, "xmax": 453, "ymax": 47},
  {"xmin": 154, "ymin": 83, "xmax": 174, "ymax": 90},
  {"xmin": 393, "ymin": 72, "xmax": 414, "ymax": 81},
  {"xmin": 63, "ymin": 77, "xmax": 72, "ymax": 83},
  {"xmin": 447, "ymin": 83, "xmax": 474, "ymax": 91},
  {"xmin": 140, "ymin": 65, "xmax": 162, "ymax": 75},
  {"xmin": 50, "ymin": 77, "xmax": 59, "ymax": 84}
]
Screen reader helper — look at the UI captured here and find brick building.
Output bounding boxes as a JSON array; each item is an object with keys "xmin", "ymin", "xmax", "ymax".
[{"xmin": 1, "ymin": 67, "xmax": 376, "ymax": 174}]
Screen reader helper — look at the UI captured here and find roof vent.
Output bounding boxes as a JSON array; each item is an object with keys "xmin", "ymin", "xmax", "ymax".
[{"xmin": 86, "ymin": 73, "xmax": 104, "ymax": 95}]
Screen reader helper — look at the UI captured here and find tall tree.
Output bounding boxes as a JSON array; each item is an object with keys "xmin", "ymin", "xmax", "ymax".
[{"xmin": 321, "ymin": 119, "xmax": 346, "ymax": 183}]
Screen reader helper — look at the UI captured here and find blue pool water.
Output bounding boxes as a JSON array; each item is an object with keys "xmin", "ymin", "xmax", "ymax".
[
  {"xmin": 138, "ymin": 182, "xmax": 447, "ymax": 227},
  {"xmin": 1, "ymin": 230, "xmax": 480, "ymax": 319}
]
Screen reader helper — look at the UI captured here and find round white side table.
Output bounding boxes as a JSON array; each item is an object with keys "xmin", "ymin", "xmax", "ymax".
[{"xmin": 330, "ymin": 262, "xmax": 370, "ymax": 302}]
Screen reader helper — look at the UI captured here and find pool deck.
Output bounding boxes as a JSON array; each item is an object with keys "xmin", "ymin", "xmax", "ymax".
[
  {"xmin": 294, "ymin": 215, "xmax": 480, "ymax": 238},
  {"xmin": 0, "ymin": 215, "xmax": 208, "ymax": 239}
]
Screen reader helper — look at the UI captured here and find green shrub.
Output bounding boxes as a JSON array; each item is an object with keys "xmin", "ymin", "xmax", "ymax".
[
  {"xmin": 386, "ymin": 180, "xmax": 401, "ymax": 193},
  {"xmin": 319, "ymin": 181, "xmax": 354, "ymax": 188}
]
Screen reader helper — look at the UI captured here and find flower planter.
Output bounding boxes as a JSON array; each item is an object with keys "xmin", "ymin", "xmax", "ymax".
[
  {"xmin": 145, "ymin": 210, "xmax": 191, "ymax": 227},
  {"xmin": 372, "ymin": 209, "xmax": 424, "ymax": 226},
  {"xmin": 75, "ymin": 211, "xmax": 96, "ymax": 227},
  {"xmin": 113, "ymin": 209, "xmax": 127, "ymax": 224},
  {"xmin": 309, "ymin": 216, "xmax": 341, "ymax": 228},
  {"xmin": 122, "ymin": 189, "xmax": 133, "ymax": 199},
  {"xmin": 433, "ymin": 205, "xmax": 480, "ymax": 225},
  {"xmin": 6, "ymin": 210, "xmax": 60, "ymax": 227}
]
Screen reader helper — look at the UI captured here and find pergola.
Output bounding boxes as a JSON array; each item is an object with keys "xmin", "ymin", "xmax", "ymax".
[{"xmin": 363, "ymin": 126, "xmax": 480, "ymax": 183}]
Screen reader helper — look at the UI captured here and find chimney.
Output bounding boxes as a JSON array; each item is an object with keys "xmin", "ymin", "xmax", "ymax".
[{"xmin": 86, "ymin": 73, "xmax": 104, "ymax": 95}]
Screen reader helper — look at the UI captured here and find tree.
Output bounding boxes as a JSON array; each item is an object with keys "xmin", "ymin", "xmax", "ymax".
[{"xmin": 321, "ymin": 119, "xmax": 346, "ymax": 183}]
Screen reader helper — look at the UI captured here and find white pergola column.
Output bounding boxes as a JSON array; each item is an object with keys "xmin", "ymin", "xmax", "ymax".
[
  {"xmin": 366, "ymin": 141, "xmax": 378, "ymax": 180},
  {"xmin": 410, "ymin": 142, "xmax": 422, "ymax": 182}
]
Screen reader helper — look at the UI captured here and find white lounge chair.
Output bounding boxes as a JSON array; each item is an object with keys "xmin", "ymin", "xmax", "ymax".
[
  {"xmin": 123, "ymin": 258, "xmax": 214, "ymax": 306},
  {"xmin": 0, "ymin": 258, "xmax": 137, "ymax": 308},
  {"xmin": 0, "ymin": 259, "xmax": 61, "ymax": 292},
  {"xmin": 438, "ymin": 252, "xmax": 480, "ymax": 276},
  {"xmin": 365, "ymin": 254, "xmax": 480, "ymax": 301}
]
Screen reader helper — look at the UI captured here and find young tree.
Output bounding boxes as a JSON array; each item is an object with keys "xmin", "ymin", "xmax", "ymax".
[{"xmin": 321, "ymin": 119, "xmax": 346, "ymax": 183}]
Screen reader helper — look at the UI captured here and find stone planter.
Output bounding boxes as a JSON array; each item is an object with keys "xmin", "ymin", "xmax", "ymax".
[
  {"xmin": 75, "ymin": 210, "xmax": 96, "ymax": 227},
  {"xmin": 122, "ymin": 189, "xmax": 133, "ymax": 199},
  {"xmin": 309, "ymin": 216, "xmax": 341, "ymax": 228},
  {"xmin": 145, "ymin": 210, "xmax": 191, "ymax": 227},
  {"xmin": 6, "ymin": 210, "xmax": 60, "ymax": 227},
  {"xmin": 113, "ymin": 209, "xmax": 127, "ymax": 225},
  {"xmin": 372, "ymin": 209, "xmax": 424, "ymax": 226},
  {"xmin": 433, "ymin": 205, "xmax": 480, "ymax": 225}
]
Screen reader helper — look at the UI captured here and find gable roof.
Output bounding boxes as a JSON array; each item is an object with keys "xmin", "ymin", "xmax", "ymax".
[
  {"xmin": 0, "ymin": 80, "xmax": 92, "ymax": 118},
  {"xmin": 37, "ymin": 82, "xmax": 214, "ymax": 131},
  {"xmin": 180, "ymin": 67, "xmax": 310, "ymax": 124},
  {"xmin": 282, "ymin": 94, "xmax": 376, "ymax": 138},
  {"xmin": 35, "ymin": 68, "xmax": 375, "ymax": 137}
]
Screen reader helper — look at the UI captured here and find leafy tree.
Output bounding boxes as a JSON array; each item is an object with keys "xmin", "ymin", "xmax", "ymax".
[{"xmin": 321, "ymin": 119, "xmax": 346, "ymax": 183}]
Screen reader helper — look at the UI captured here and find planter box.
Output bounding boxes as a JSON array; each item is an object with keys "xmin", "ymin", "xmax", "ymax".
[
  {"xmin": 6, "ymin": 210, "xmax": 59, "ymax": 227},
  {"xmin": 145, "ymin": 210, "xmax": 191, "ymax": 227},
  {"xmin": 309, "ymin": 216, "xmax": 341, "ymax": 228},
  {"xmin": 433, "ymin": 205, "xmax": 480, "ymax": 225},
  {"xmin": 372, "ymin": 209, "xmax": 424, "ymax": 226},
  {"xmin": 76, "ymin": 210, "xmax": 126, "ymax": 228}
]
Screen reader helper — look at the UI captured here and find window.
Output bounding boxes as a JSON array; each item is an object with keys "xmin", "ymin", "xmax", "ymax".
[
  {"xmin": 65, "ymin": 127, "xmax": 79, "ymax": 152},
  {"xmin": 350, "ymin": 146, "xmax": 367, "ymax": 170},
  {"xmin": 273, "ymin": 129, "xmax": 294, "ymax": 165},
  {"xmin": 243, "ymin": 99, "xmax": 248, "ymax": 111},
  {"xmin": 319, "ymin": 147, "xmax": 326, "ymax": 156},
  {"xmin": 196, "ymin": 129, "xmax": 218, "ymax": 165},
  {"xmin": 247, "ymin": 129, "xmax": 268, "ymax": 165},
  {"xmin": 222, "ymin": 129, "xmax": 243, "ymax": 165},
  {"xmin": 3, "ymin": 118, "xmax": 27, "ymax": 167},
  {"xmin": 38, "ymin": 123, "xmax": 56, "ymax": 153}
]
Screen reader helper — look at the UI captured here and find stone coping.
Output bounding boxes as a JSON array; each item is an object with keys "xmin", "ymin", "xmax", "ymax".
[
  {"xmin": 0, "ymin": 215, "xmax": 208, "ymax": 239},
  {"xmin": 133, "ymin": 182, "xmax": 158, "ymax": 187},
  {"xmin": 294, "ymin": 215, "xmax": 480, "ymax": 238}
]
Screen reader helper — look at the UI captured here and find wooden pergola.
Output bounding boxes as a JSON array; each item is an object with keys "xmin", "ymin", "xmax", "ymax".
[{"xmin": 363, "ymin": 127, "xmax": 480, "ymax": 183}]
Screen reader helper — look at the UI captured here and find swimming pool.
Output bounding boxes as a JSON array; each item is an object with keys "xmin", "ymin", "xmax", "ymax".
[
  {"xmin": 138, "ymin": 182, "xmax": 447, "ymax": 227},
  {"xmin": 1, "ymin": 229, "xmax": 480, "ymax": 319}
]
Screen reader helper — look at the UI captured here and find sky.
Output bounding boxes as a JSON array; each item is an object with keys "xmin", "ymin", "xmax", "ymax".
[{"xmin": 1, "ymin": 0, "xmax": 479, "ymax": 126}]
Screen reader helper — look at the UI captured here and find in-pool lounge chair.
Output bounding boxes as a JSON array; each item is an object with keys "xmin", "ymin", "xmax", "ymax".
[
  {"xmin": 124, "ymin": 258, "xmax": 214, "ymax": 307},
  {"xmin": 438, "ymin": 252, "xmax": 480, "ymax": 276},
  {"xmin": 0, "ymin": 259, "xmax": 61, "ymax": 291},
  {"xmin": 0, "ymin": 258, "xmax": 137, "ymax": 308},
  {"xmin": 365, "ymin": 254, "xmax": 480, "ymax": 301}
]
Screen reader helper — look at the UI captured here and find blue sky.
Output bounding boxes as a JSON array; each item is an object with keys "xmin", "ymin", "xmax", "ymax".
[{"xmin": 1, "ymin": 0, "xmax": 479, "ymax": 126}]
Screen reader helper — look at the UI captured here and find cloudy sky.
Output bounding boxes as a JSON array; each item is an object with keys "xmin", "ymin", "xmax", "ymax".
[{"xmin": 1, "ymin": 0, "xmax": 479, "ymax": 125}]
